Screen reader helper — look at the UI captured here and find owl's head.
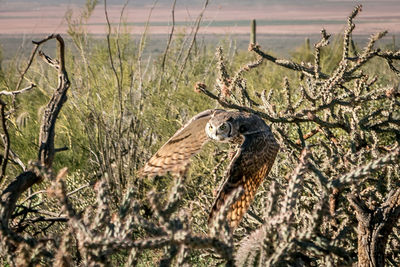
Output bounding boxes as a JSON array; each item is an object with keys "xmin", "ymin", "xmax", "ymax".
[
  {"xmin": 205, "ymin": 112, "xmax": 246, "ymax": 142},
  {"xmin": 205, "ymin": 119, "xmax": 233, "ymax": 142},
  {"xmin": 205, "ymin": 110, "xmax": 268, "ymax": 143}
]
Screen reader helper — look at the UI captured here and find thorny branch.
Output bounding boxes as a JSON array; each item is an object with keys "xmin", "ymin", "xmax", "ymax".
[
  {"xmin": 348, "ymin": 188, "xmax": 400, "ymax": 267},
  {"xmin": 196, "ymin": 4, "xmax": 400, "ymax": 266}
]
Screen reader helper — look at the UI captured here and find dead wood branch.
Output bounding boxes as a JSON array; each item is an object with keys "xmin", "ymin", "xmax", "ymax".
[
  {"xmin": 37, "ymin": 35, "xmax": 70, "ymax": 167},
  {"xmin": 0, "ymin": 83, "xmax": 36, "ymax": 96},
  {"xmin": 349, "ymin": 188, "xmax": 400, "ymax": 266},
  {"xmin": 14, "ymin": 34, "xmax": 57, "ymax": 92},
  {"xmin": 1, "ymin": 34, "xmax": 70, "ymax": 235},
  {"xmin": 0, "ymin": 99, "xmax": 10, "ymax": 183}
]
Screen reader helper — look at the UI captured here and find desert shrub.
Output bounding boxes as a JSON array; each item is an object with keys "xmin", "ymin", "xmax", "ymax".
[{"xmin": 0, "ymin": 3, "xmax": 399, "ymax": 267}]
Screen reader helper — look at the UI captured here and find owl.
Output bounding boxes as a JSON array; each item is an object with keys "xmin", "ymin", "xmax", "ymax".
[{"xmin": 141, "ymin": 109, "xmax": 279, "ymax": 229}]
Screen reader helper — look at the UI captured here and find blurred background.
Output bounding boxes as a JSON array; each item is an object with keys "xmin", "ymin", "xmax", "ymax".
[{"xmin": 1, "ymin": 0, "xmax": 399, "ymax": 58}]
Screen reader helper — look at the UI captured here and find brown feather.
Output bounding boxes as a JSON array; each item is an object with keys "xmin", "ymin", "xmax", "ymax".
[
  {"xmin": 140, "ymin": 109, "xmax": 279, "ymax": 230},
  {"xmin": 140, "ymin": 109, "xmax": 223, "ymax": 177},
  {"xmin": 208, "ymin": 130, "xmax": 279, "ymax": 229}
]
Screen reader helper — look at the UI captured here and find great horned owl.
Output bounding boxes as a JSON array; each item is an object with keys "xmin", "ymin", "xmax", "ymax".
[{"xmin": 141, "ymin": 109, "xmax": 279, "ymax": 229}]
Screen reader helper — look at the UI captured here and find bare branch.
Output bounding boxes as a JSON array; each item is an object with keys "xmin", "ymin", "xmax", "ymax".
[
  {"xmin": 1, "ymin": 34, "xmax": 70, "ymax": 233},
  {"xmin": 0, "ymin": 83, "xmax": 36, "ymax": 96},
  {"xmin": 14, "ymin": 34, "xmax": 56, "ymax": 92},
  {"xmin": 37, "ymin": 34, "xmax": 70, "ymax": 167},
  {"xmin": 178, "ymin": 0, "xmax": 209, "ymax": 77},
  {"xmin": 0, "ymin": 99, "xmax": 10, "ymax": 182},
  {"xmin": 161, "ymin": 0, "xmax": 177, "ymax": 71}
]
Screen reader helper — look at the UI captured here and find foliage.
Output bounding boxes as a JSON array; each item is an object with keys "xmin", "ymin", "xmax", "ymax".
[{"xmin": 0, "ymin": 3, "xmax": 399, "ymax": 267}]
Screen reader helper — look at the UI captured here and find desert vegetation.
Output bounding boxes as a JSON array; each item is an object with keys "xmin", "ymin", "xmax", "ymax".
[{"xmin": 0, "ymin": 2, "xmax": 399, "ymax": 266}]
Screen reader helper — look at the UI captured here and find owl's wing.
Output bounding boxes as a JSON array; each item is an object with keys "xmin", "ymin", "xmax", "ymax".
[
  {"xmin": 141, "ymin": 109, "xmax": 224, "ymax": 178},
  {"xmin": 208, "ymin": 130, "xmax": 279, "ymax": 229}
]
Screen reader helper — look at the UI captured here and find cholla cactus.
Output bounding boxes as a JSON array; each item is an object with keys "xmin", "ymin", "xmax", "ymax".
[{"xmin": 197, "ymin": 4, "xmax": 400, "ymax": 266}]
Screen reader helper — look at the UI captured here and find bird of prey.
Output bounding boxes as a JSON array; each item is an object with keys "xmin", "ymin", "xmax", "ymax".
[{"xmin": 141, "ymin": 109, "xmax": 279, "ymax": 229}]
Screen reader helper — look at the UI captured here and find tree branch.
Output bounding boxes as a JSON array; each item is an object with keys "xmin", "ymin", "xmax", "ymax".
[{"xmin": 1, "ymin": 34, "xmax": 70, "ymax": 234}]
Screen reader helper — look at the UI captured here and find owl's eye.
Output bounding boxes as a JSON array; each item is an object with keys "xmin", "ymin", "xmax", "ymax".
[{"xmin": 219, "ymin": 124, "xmax": 226, "ymax": 130}]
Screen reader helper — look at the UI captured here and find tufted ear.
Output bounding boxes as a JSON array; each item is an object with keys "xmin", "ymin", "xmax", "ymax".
[{"xmin": 211, "ymin": 109, "xmax": 225, "ymax": 118}]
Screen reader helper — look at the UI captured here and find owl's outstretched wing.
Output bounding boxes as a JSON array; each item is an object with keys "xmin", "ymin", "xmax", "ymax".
[
  {"xmin": 141, "ymin": 109, "xmax": 224, "ymax": 178},
  {"xmin": 208, "ymin": 130, "xmax": 279, "ymax": 229}
]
